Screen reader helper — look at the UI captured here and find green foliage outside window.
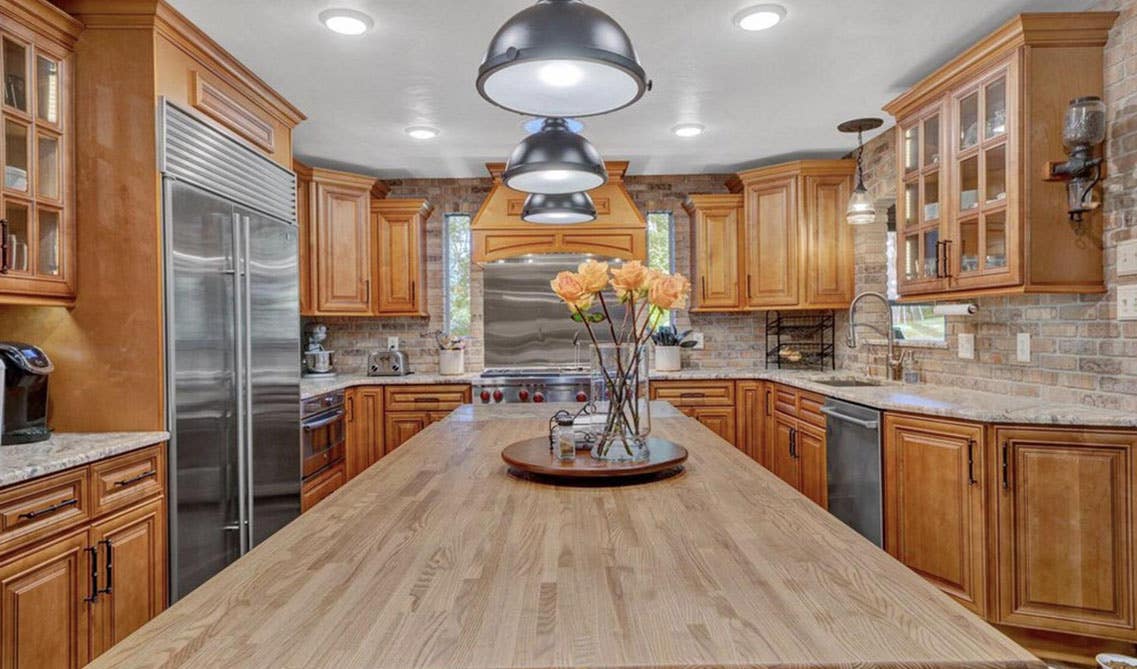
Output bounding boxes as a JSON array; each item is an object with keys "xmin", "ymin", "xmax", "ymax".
[{"xmin": 444, "ymin": 214, "xmax": 471, "ymax": 337}]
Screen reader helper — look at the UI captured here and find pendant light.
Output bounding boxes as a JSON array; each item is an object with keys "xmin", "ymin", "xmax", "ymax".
[
  {"xmin": 838, "ymin": 117, "xmax": 884, "ymax": 225},
  {"xmin": 503, "ymin": 117, "xmax": 608, "ymax": 194},
  {"xmin": 522, "ymin": 191, "xmax": 597, "ymax": 223},
  {"xmin": 477, "ymin": 0, "xmax": 650, "ymax": 118}
]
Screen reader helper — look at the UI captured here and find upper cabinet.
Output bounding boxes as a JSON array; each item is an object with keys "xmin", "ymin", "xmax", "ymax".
[
  {"xmin": 0, "ymin": 0, "xmax": 80, "ymax": 306},
  {"xmin": 373, "ymin": 198, "xmax": 432, "ymax": 316},
  {"xmin": 884, "ymin": 12, "xmax": 1117, "ymax": 299},
  {"xmin": 687, "ymin": 160, "xmax": 855, "ymax": 312}
]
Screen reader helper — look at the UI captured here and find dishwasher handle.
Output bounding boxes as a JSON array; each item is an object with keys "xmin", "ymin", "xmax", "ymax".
[{"xmin": 820, "ymin": 405, "xmax": 879, "ymax": 430}]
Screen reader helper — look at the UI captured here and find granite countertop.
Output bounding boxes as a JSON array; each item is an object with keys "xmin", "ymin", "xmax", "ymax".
[
  {"xmin": 0, "ymin": 432, "xmax": 170, "ymax": 487},
  {"xmin": 305, "ymin": 368, "xmax": 1137, "ymax": 428}
]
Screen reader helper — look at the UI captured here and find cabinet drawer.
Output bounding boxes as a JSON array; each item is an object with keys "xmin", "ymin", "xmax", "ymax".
[
  {"xmin": 301, "ymin": 462, "xmax": 345, "ymax": 513},
  {"xmin": 89, "ymin": 444, "xmax": 165, "ymax": 517},
  {"xmin": 773, "ymin": 384, "xmax": 798, "ymax": 417},
  {"xmin": 650, "ymin": 381, "xmax": 735, "ymax": 407},
  {"xmin": 384, "ymin": 385, "xmax": 470, "ymax": 412},
  {"xmin": 0, "ymin": 468, "xmax": 89, "ymax": 554},
  {"xmin": 797, "ymin": 391, "xmax": 827, "ymax": 429}
]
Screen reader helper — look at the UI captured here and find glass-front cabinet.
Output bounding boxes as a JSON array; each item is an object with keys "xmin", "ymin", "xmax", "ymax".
[
  {"xmin": 896, "ymin": 102, "xmax": 948, "ymax": 295},
  {"xmin": 0, "ymin": 18, "xmax": 74, "ymax": 304}
]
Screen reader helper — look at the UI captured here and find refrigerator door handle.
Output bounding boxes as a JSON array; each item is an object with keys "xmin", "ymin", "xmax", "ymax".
[
  {"xmin": 232, "ymin": 211, "xmax": 249, "ymax": 556},
  {"xmin": 241, "ymin": 214, "xmax": 255, "ymax": 547}
]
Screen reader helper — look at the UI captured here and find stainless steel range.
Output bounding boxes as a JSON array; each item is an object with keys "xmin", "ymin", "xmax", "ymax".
[{"xmin": 474, "ymin": 368, "xmax": 592, "ymax": 405}]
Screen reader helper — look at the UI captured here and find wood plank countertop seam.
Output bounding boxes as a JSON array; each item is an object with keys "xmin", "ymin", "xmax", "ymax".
[{"xmin": 86, "ymin": 403, "xmax": 1044, "ymax": 669}]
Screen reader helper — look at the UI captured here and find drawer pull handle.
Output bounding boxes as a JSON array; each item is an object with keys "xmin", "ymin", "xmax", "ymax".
[
  {"xmin": 679, "ymin": 392, "xmax": 705, "ymax": 399},
  {"xmin": 114, "ymin": 470, "xmax": 157, "ymax": 487},
  {"xmin": 1001, "ymin": 441, "xmax": 1010, "ymax": 490},
  {"xmin": 98, "ymin": 539, "xmax": 113, "ymax": 595},
  {"xmin": 84, "ymin": 546, "xmax": 99, "ymax": 603},
  {"xmin": 413, "ymin": 397, "xmax": 439, "ymax": 403},
  {"xmin": 966, "ymin": 439, "xmax": 977, "ymax": 486},
  {"xmin": 18, "ymin": 497, "xmax": 78, "ymax": 520}
]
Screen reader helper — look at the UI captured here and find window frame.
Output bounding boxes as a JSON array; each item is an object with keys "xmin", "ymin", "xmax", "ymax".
[
  {"xmin": 886, "ymin": 215, "xmax": 946, "ymax": 345},
  {"xmin": 442, "ymin": 212, "xmax": 472, "ymax": 337}
]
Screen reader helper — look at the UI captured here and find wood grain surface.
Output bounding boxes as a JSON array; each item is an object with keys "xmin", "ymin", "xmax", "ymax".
[
  {"xmin": 87, "ymin": 404, "xmax": 1043, "ymax": 669},
  {"xmin": 501, "ymin": 436, "xmax": 687, "ymax": 479}
]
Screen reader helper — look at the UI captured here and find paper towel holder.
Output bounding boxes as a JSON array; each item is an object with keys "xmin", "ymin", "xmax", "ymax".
[{"xmin": 933, "ymin": 303, "xmax": 978, "ymax": 316}]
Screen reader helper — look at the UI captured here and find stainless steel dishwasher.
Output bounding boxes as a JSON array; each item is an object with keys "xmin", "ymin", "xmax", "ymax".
[{"xmin": 821, "ymin": 398, "xmax": 883, "ymax": 547}]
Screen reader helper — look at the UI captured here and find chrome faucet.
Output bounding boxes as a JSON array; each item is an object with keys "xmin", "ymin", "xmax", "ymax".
[{"xmin": 846, "ymin": 291, "xmax": 911, "ymax": 381}]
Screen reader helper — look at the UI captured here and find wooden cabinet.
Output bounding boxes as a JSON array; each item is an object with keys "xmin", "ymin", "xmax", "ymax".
[
  {"xmin": 300, "ymin": 462, "xmax": 344, "ymax": 513},
  {"xmin": 734, "ymin": 381, "xmax": 767, "ymax": 463},
  {"xmin": 383, "ymin": 385, "xmax": 470, "ymax": 453},
  {"xmin": 767, "ymin": 384, "xmax": 827, "ymax": 506},
  {"xmin": 884, "ymin": 13, "xmax": 1116, "ymax": 299},
  {"xmin": 993, "ymin": 426, "xmax": 1136, "ymax": 640},
  {"xmin": 884, "ymin": 413, "xmax": 988, "ymax": 615},
  {"xmin": 688, "ymin": 160, "xmax": 855, "ymax": 312},
  {"xmin": 0, "ymin": 443, "xmax": 167, "ymax": 665},
  {"xmin": 296, "ymin": 163, "xmax": 377, "ymax": 316},
  {"xmin": 345, "ymin": 387, "xmax": 383, "ymax": 481},
  {"xmin": 0, "ymin": 0, "xmax": 81, "ymax": 306},
  {"xmin": 372, "ymin": 199, "xmax": 432, "ymax": 316},
  {"xmin": 684, "ymin": 195, "xmax": 742, "ymax": 311},
  {"xmin": 649, "ymin": 381, "xmax": 739, "ymax": 448}
]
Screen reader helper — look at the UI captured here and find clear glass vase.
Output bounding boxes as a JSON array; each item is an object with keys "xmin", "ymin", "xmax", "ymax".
[{"xmin": 589, "ymin": 342, "xmax": 651, "ymax": 461}]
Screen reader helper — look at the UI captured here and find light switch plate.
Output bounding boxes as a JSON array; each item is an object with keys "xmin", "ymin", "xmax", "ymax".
[
  {"xmin": 387, "ymin": 336, "xmax": 399, "ymax": 351},
  {"xmin": 958, "ymin": 333, "xmax": 975, "ymax": 360},
  {"xmin": 691, "ymin": 332, "xmax": 705, "ymax": 350},
  {"xmin": 1119, "ymin": 240, "xmax": 1137, "ymax": 276},
  {"xmin": 1016, "ymin": 333, "xmax": 1031, "ymax": 362},
  {"xmin": 1119, "ymin": 285, "xmax": 1137, "ymax": 320}
]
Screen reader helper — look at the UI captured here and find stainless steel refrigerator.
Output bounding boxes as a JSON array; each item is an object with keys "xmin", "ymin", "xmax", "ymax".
[{"xmin": 159, "ymin": 102, "xmax": 301, "ymax": 601}]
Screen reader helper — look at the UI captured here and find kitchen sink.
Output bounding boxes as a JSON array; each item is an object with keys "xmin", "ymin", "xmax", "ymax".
[{"xmin": 813, "ymin": 377, "xmax": 885, "ymax": 388}]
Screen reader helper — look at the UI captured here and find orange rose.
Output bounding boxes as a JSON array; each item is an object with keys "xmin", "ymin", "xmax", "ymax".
[
  {"xmin": 648, "ymin": 272, "xmax": 692, "ymax": 310},
  {"xmin": 610, "ymin": 260, "xmax": 651, "ymax": 299},
  {"xmin": 576, "ymin": 259, "xmax": 609, "ymax": 293},
  {"xmin": 550, "ymin": 271, "xmax": 593, "ymax": 312}
]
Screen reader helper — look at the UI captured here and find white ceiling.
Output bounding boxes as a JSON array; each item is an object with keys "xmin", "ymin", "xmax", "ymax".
[{"xmin": 168, "ymin": 0, "xmax": 1096, "ymax": 178}]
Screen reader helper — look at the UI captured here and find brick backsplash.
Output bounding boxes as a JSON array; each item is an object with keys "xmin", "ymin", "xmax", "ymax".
[{"xmin": 311, "ymin": 0, "xmax": 1137, "ymax": 412}]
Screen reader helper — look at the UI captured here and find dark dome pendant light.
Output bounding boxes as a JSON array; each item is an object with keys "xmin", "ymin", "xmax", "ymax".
[
  {"xmin": 477, "ymin": 0, "xmax": 651, "ymax": 118},
  {"xmin": 522, "ymin": 191, "xmax": 598, "ymax": 224},
  {"xmin": 503, "ymin": 117, "xmax": 608, "ymax": 194}
]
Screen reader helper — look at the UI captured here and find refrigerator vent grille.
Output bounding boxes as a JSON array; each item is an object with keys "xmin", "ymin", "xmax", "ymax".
[{"xmin": 159, "ymin": 101, "xmax": 297, "ymax": 223}]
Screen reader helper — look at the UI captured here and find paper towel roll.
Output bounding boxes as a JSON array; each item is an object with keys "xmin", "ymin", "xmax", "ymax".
[{"xmin": 932, "ymin": 303, "xmax": 977, "ymax": 316}]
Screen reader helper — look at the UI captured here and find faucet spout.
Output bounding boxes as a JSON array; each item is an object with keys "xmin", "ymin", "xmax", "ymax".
[{"xmin": 846, "ymin": 291, "xmax": 911, "ymax": 381}]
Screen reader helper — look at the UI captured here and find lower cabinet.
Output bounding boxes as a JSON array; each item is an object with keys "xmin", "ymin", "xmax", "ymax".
[
  {"xmin": 300, "ymin": 462, "xmax": 345, "ymax": 513},
  {"xmin": 0, "ymin": 444, "xmax": 167, "ymax": 667},
  {"xmin": 650, "ymin": 381, "xmax": 738, "ymax": 448},
  {"xmin": 734, "ymin": 381, "xmax": 767, "ymax": 463},
  {"xmin": 766, "ymin": 384, "xmax": 827, "ymax": 507},
  {"xmin": 346, "ymin": 387, "xmax": 383, "ymax": 480},
  {"xmin": 383, "ymin": 385, "xmax": 471, "ymax": 454},
  {"xmin": 883, "ymin": 413, "xmax": 988, "ymax": 616}
]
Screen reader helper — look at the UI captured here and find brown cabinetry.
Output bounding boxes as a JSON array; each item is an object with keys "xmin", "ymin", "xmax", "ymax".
[
  {"xmin": 345, "ymin": 387, "xmax": 383, "ymax": 480},
  {"xmin": 649, "ymin": 381, "xmax": 738, "ymax": 447},
  {"xmin": 300, "ymin": 462, "xmax": 345, "ymax": 513},
  {"xmin": 734, "ymin": 381, "xmax": 767, "ymax": 463},
  {"xmin": 372, "ymin": 199, "xmax": 432, "ymax": 316},
  {"xmin": 884, "ymin": 13, "xmax": 1116, "ymax": 299},
  {"xmin": 0, "ymin": 443, "xmax": 167, "ymax": 665},
  {"xmin": 0, "ymin": 0, "xmax": 81, "ymax": 306},
  {"xmin": 687, "ymin": 161, "xmax": 855, "ymax": 312},
  {"xmin": 768, "ymin": 383, "xmax": 827, "ymax": 506},
  {"xmin": 383, "ymin": 385, "xmax": 470, "ymax": 453},
  {"xmin": 883, "ymin": 413, "xmax": 988, "ymax": 615}
]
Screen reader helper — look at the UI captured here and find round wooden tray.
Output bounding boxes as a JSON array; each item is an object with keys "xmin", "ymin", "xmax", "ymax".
[{"xmin": 501, "ymin": 436, "xmax": 688, "ymax": 484}]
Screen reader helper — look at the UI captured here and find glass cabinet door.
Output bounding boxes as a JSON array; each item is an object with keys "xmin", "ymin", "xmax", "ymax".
[
  {"xmin": 897, "ymin": 108, "xmax": 946, "ymax": 292},
  {"xmin": 2, "ymin": 37, "xmax": 27, "ymax": 114}
]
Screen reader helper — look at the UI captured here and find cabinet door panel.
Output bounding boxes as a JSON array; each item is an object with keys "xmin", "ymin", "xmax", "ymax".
[
  {"xmin": 384, "ymin": 412, "xmax": 431, "ymax": 453},
  {"xmin": 693, "ymin": 206, "xmax": 741, "ymax": 309},
  {"xmin": 744, "ymin": 177, "xmax": 798, "ymax": 307},
  {"xmin": 0, "ymin": 529, "xmax": 90, "ymax": 669},
  {"xmin": 374, "ymin": 202, "xmax": 429, "ymax": 316},
  {"xmin": 803, "ymin": 174, "xmax": 853, "ymax": 307},
  {"xmin": 796, "ymin": 422, "xmax": 827, "ymax": 508},
  {"xmin": 314, "ymin": 183, "xmax": 370, "ymax": 314},
  {"xmin": 89, "ymin": 499, "xmax": 166, "ymax": 658},
  {"xmin": 884, "ymin": 415, "xmax": 986, "ymax": 615},
  {"xmin": 689, "ymin": 407, "xmax": 736, "ymax": 446},
  {"xmin": 995, "ymin": 428, "xmax": 1134, "ymax": 638},
  {"xmin": 735, "ymin": 382, "xmax": 764, "ymax": 462},
  {"xmin": 769, "ymin": 414, "xmax": 800, "ymax": 490}
]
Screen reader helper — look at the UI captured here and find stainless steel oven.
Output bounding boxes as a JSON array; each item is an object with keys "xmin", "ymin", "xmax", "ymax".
[{"xmin": 301, "ymin": 391, "xmax": 345, "ymax": 479}]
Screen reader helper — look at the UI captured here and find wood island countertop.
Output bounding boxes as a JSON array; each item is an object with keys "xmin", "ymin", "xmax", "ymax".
[{"xmin": 89, "ymin": 403, "xmax": 1043, "ymax": 669}]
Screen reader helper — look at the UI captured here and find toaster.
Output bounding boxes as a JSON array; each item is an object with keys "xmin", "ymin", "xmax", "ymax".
[{"xmin": 368, "ymin": 350, "xmax": 412, "ymax": 376}]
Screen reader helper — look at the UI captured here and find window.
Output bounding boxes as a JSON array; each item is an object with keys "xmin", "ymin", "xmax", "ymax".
[
  {"xmin": 443, "ymin": 213, "xmax": 471, "ymax": 337},
  {"xmin": 886, "ymin": 214, "xmax": 946, "ymax": 343},
  {"xmin": 646, "ymin": 211, "xmax": 674, "ymax": 273}
]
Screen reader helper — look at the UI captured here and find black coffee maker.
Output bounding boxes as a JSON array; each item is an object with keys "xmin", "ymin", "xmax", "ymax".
[{"xmin": 0, "ymin": 342, "xmax": 52, "ymax": 444}]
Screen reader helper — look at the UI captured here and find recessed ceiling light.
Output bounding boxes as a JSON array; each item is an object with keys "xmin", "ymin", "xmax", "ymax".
[
  {"xmin": 672, "ymin": 123, "xmax": 705, "ymax": 138},
  {"xmin": 319, "ymin": 8, "xmax": 374, "ymax": 35},
  {"xmin": 405, "ymin": 126, "xmax": 439, "ymax": 140},
  {"xmin": 734, "ymin": 4, "xmax": 787, "ymax": 31}
]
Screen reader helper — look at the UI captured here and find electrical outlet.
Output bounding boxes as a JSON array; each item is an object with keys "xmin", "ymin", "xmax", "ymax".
[
  {"xmin": 1119, "ymin": 284, "xmax": 1137, "ymax": 320},
  {"xmin": 1119, "ymin": 240, "xmax": 1137, "ymax": 276},
  {"xmin": 387, "ymin": 336, "xmax": 399, "ymax": 351},
  {"xmin": 958, "ymin": 333, "xmax": 975, "ymax": 360},
  {"xmin": 691, "ymin": 332, "xmax": 705, "ymax": 350},
  {"xmin": 1016, "ymin": 333, "xmax": 1031, "ymax": 362}
]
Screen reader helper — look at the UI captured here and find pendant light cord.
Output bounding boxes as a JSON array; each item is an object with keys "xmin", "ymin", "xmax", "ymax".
[{"xmin": 855, "ymin": 128, "xmax": 867, "ymax": 190}]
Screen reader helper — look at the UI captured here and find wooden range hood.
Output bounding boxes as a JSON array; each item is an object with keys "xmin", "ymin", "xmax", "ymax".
[{"xmin": 471, "ymin": 161, "xmax": 646, "ymax": 262}]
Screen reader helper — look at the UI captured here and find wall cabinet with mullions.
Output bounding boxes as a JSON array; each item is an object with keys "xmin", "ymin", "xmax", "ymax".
[
  {"xmin": 885, "ymin": 13, "xmax": 1115, "ymax": 300},
  {"xmin": 0, "ymin": 3, "xmax": 77, "ymax": 305}
]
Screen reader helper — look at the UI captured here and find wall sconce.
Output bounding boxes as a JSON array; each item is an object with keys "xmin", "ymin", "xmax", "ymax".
[{"xmin": 1045, "ymin": 96, "xmax": 1107, "ymax": 221}]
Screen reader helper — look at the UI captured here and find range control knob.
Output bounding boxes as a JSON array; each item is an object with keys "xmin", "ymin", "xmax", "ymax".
[
  {"xmin": 479, "ymin": 390, "xmax": 491, "ymax": 403},
  {"xmin": 492, "ymin": 390, "xmax": 504, "ymax": 403},
  {"xmin": 518, "ymin": 389, "xmax": 530, "ymax": 402},
  {"xmin": 533, "ymin": 391, "xmax": 545, "ymax": 403},
  {"xmin": 575, "ymin": 391, "xmax": 588, "ymax": 402}
]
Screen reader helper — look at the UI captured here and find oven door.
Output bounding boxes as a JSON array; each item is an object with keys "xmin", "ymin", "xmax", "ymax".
[{"xmin": 301, "ymin": 407, "xmax": 345, "ymax": 479}]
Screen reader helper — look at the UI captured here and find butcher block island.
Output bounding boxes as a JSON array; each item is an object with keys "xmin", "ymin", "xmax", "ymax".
[{"xmin": 88, "ymin": 403, "xmax": 1041, "ymax": 669}]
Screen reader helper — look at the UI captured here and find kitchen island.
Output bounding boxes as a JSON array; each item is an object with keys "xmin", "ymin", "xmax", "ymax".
[{"xmin": 89, "ymin": 403, "xmax": 1042, "ymax": 669}]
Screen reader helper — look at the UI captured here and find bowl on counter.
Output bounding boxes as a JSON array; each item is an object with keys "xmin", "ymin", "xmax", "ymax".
[{"xmin": 1098, "ymin": 653, "xmax": 1137, "ymax": 669}]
